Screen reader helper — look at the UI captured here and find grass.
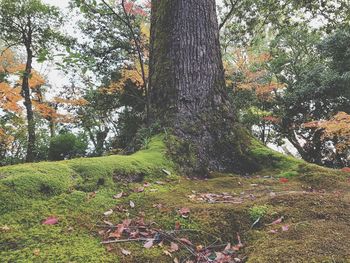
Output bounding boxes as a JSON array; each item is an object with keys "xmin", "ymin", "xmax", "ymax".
[{"xmin": 0, "ymin": 135, "xmax": 349, "ymax": 262}]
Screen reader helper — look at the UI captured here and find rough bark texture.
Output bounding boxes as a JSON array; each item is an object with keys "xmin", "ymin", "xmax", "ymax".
[{"xmin": 149, "ymin": 0, "xmax": 256, "ymax": 175}]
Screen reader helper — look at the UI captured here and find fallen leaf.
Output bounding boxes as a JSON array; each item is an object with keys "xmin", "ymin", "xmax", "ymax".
[
  {"xmin": 144, "ymin": 182, "xmax": 151, "ymax": 187},
  {"xmin": 173, "ymin": 258, "xmax": 179, "ymax": 263},
  {"xmin": 224, "ymin": 243, "xmax": 231, "ymax": 251},
  {"xmin": 269, "ymin": 216, "xmax": 284, "ymax": 225},
  {"xmin": 121, "ymin": 249, "xmax": 131, "ymax": 255},
  {"xmin": 134, "ymin": 187, "xmax": 144, "ymax": 193},
  {"xmin": 279, "ymin": 178, "xmax": 289, "ymax": 183},
  {"xmin": 113, "ymin": 192, "xmax": 124, "ymax": 199},
  {"xmin": 155, "ymin": 181, "xmax": 165, "ymax": 185},
  {"xmin": 281, "ymin": 225, "xmax": 290, "ymax": 232},
  {"xmin": 175, "ymin": 221, "xmax": 181, "ymax": 230},
  {"xmin": 103, "ymin": 220, "xmax": 114, "ymax": 227},
  {"xmin": 109, "ymin": 224, "xmax": 125, "ymax": 239},
  {"xmin": 0, "ymin": 225, "xmax": 10, "ymax": 231},
  {"xmin": 162, "ymin": 169, "xmax": 171, "ymax": 176},
  {"xmin": 196, "ymin": 245, "xmax": 203, "ymax": 252},
  {"xmin": 33, "ymin": 248, "xmax": 40, "ymax": 256},
  {"xmin": 163, "ymin": 250, "xmax": 172, "ymax": 257},
  {"xmin": 103, "ymin": 209, "xmax": 113, "ymax": 216},
  {"xmin": 170, "ymin": 242, "xmax": 179, "ymax": 252},
  {"xmin": 129, "ymin": 200, "xmax": 135, "ymax": 208},
  {"xmin": 179, "ymin": 238, "xmax": 193, "ymax": 246},
  {"xmin": 42, "ymin": 217, "xmax": 58, "ymax": 225},
  {"xmin": 268, "ymin": 229, "xmax": 278, "ymax": 234},
  {"xmin": 179, "ymin": 207, "xmax": 190, "ymax": 218},
  {"xmin": 144, "ymin": 239, "xmax": 154, "ymax": 249},
  {"xmin": 123, "ymin": 219, "xmax": 131, "ymax": 227}
]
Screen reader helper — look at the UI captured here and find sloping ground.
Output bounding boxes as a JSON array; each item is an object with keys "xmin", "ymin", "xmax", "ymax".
[{"xmin": 0, "ymin": 136, "xmax": 349, "ymax": 262}]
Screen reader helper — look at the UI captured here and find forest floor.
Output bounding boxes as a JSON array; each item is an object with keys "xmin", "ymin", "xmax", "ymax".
[{"xmin": 0, "ymin": 136, "xmax": 349, "ymax": 263}]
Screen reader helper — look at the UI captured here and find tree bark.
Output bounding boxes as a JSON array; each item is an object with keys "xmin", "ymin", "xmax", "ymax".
[
  {"xmin": 149, "ymin": 0, "xmax": 256, "ymax": 175},
  {"xmin": 22, "ymin": 18, "xmax": 36, "ymax": 163}
]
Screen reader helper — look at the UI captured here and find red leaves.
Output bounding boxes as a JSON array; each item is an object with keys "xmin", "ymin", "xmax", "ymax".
[
  {"xmin": 341, "ymin": 167, "xmax": 350, "ymax": 173},
  {"xmin": 279, "ymin": 178, "xmax": 289, "ymax": 183},
  {"xmin": 122, "ymin": 0, "xmax": 148, "ymax": 17},
  {"xmin": 109, "ymin": 224, "xmax": 125, "ymax": 239},
  {"xmin": 42, "ymin": 217, "xmax": 58, "ymax": 225},
  {"xmin": 269, "ymin": 216, "xmax": 284, "ymax": 225}
]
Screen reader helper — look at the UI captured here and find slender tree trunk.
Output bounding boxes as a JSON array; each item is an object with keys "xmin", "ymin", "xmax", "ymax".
[
  {"xmin": 22, "ymin": 19, "xmax": 36, "ymax": 162},
  {"xmin": 149, "ymin": 0, "xmax": 256, "ymax": 175}
]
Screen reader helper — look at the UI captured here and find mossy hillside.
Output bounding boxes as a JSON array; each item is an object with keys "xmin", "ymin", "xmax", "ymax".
[
  {"xmin": 1, "ymin": 135, "xmax": 349, "ymax": 262},
  {"xmin": 0, "ymin": 135, "xmax": 174, "ymax": 203}
]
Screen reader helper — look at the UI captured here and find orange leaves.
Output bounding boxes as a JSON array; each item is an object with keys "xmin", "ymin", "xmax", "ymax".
[
  {"xmin": 53, "ymin": 97, "xmax": 88, "ymax": 106},
  {"xmin": 102, "ymin": 62, "xmax": 147, "ymax": 94},
  {"xmin": 0, "ymin": 82, "xmax": 22, "ymax": 113},
  {"xmin": 304, "ymin": 112, "xmax": 350, "ymax": 153},
  {"xmin": 304, "ymin": 112, "xmax": 350, "ymax": 137},
  {"xmin": 0, "ymin": 127, "xmax": 15, "ymax": 149},
  {"xmin": 226, "ymin": 49, "xmax": 285, "ymax": 101},
  {"xmin": 0, "ymin": 49, "xmax": 16, "ymax": 73}
]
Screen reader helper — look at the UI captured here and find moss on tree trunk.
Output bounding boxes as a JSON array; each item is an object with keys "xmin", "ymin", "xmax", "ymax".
[{"xmin": 149, "ymin": 0, "xmax": 259, "ymax": 175}]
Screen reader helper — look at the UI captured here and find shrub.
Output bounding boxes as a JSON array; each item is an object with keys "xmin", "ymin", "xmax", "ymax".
[{"xmin": 48, "ymin": 132, "xmax": 88, "ymax": 161}]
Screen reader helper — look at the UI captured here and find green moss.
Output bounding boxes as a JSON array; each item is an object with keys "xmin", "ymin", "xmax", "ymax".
[
  {"xmin": 249, "ymin": 205, "xmax": 269, "ymax": 221},
  {"xmin": 0, "ymin": 134, "xmax": 348, "ymax": 262}
]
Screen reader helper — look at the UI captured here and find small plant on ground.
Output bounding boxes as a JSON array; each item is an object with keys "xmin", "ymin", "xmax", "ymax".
[{"xmin": 249, "ymin": 205, "xmax": 268, "ymax": 221}]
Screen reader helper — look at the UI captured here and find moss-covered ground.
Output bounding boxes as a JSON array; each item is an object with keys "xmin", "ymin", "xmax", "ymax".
[{"xmin": 0, "ymin": 135, "xmax": 349, "ymax": 262}]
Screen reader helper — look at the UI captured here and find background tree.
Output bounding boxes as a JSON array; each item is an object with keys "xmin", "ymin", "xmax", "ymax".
[{"xmin": 0, "ymin": 0, "xmax": 65, "ymax": 162}]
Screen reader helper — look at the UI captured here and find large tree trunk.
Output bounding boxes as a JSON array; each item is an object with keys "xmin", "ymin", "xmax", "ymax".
[{"xmin": 149, "ymin": 0, "xmax": 256, "ymax": 175}]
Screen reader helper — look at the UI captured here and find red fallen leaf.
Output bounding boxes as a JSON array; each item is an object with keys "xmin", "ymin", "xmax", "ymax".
[
  {"xmin": 269, "ymin": 216, "xmax": 284, "ymax": 225},
  {"xmin": 130, "ymin": 231, "xmax": 139, "ymax": 238},
  {"xmin": 144, "ymin": 239, "xmax": 154, "ymax": 249},
  {"xmin": 42, "ymin": 216, "xmax": 58, "ymax": 225},
  {"xmin": 281, "ymin": 225, "xmax": 290, "ymax": 232},
  {"xmin": 175, "ymin": 221, "xmax": 181, "ymax": 230},
  {"xmin": 109, "ymin": 224, "xmax": 124, "ymax": 239},
  {"xmin": 143, "ymin": 182, "xmax": 151, "ymax": 187},
  {"xmin": 341, "ymin": 167, "xmax": 350, "ymax": 173},
  {"xmin": 170, "ymin": 242, "xmax": 179, "ymax": 252},
  {"xmin": 139, "ymin": 231, "xmax": 151, "ymax": 237},
  {"xmin": 279, "ymin": 178, "xmax": 289, "ymax": 183},
  {"xmin": 179, "ymin": 238, "xmax": 193, "ymax": 246}
]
